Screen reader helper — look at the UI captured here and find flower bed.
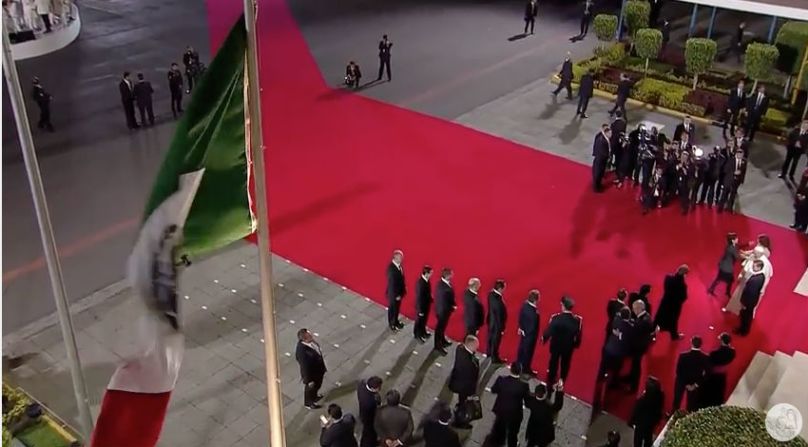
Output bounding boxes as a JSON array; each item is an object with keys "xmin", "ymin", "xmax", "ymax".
[
  {"xmin": 2, "ymin": 383, "xmax": 77, "ymax": 447},
  {"xmin": 661, "ymin": 406, "xmax": 807, "ymax": 447}
]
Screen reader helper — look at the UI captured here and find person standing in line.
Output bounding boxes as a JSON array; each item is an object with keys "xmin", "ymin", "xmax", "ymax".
[
  {"xmin": 552, "ymin": 53, "xmax": 574, "ymax": 100},
  {"xmin": 698, "ymin": 332, "xmax": 736, "ymax": 408},
  {"xmin": 745, "ymin": 84, "xmax": 769, "ymax": 142},
  {"xmin": 523, "ymin": 0, "xmax": 538, "ymax": 35},
  {"xmin": 524, "ymin": 382, "xmax": 564, "ymax": 447},
  {"xmin": 295, "ymin": 328, "xmax": 327, "ymax": 410},
  {"xmin": 671, "ymin": 336, "xmax": 709, "ymax": 413},
  {"xmin": 735, "ymin": 260, "xmax": 766, "ymax": 336},
  {"xmin": 653, "ymin": 265, "xmax": 689, "ymax": 340},
  {"xmin": 592, "ymin": 125, "xmax": 612, "ymax": 193},
  {"xmin": 434, "ymin": 268, "xmax": 456, "ymax": 355},
  {"xmin": 133, "ymin": 73, "xmax": 155, "ymax": 127},
  {"xmin": 487, "ymin": 279, "xmax": 507, "ymax": 364},
  {"xmin": 345, "ymin": 61, "xmax": 362, "ymax": 89},
  {"xmin": 542, "ymin": 296, "xmax": 583, "ymax": 386},
  {"xmin": 609, "ymin": 73, "xmax": 632, "ymax": 117},
  {"xmin": 792, "ymin": 190, "xmax": 808, "ymax": 233},
  {"xmin": 699, "ymin": 145, "xmax": 725, "ymax": 207},
  {"xmin": 31, "ymin": 77, "xmax": 53, "ymax": 132},
  {"xmin": 629, "ymin": 377, "xmax": 665, "ymax": 447},
  {"xmin": 413, "ymin": 265, "xmax": 433, "ymax": 342},
  {"xmin": 448, "ymin": 335, "xmax": 480, "ymax": 429},
  {"xmin": 167, "ymin": 63, "xmax": 184, "ymax": 118},
  {"xmin": 118, "ymin": 72, "xmax": 138, "ymax": 130},
  {"xmin": 516, "ymin": 290, "xmax": 540, "ymax": 377},
  {"xmin": 732, "ymin": 22, "xmax": 746, "ymax": 63},
  {"xmin": 598, "ymin": 307, "xmax": 632, "ymax": 388},
  {"xmin": 356, "ymin": 376, "xmax": 383, "ymax": 447},
  {"xmin": 576, "ymin": 69, "xmax": 594, "ymax": 118},
  {"xmin": 463, "ymin": 278, "xmax": 484, "ymax": 336},
  {"xmin": 374, "ymin": 390, "xmax": 413, "ymax": 447},
  {"xmin": 707, "ymin": 232, "xmax": 740, "ymax": 298},
  {"xmin": 780, "ymin": 120, "xmax": 808, "ymax": 181},
  {"xmin": 386, "ymin": 249, "xmax": 406, "ymax": 332},
  {"xmin": 579, "ymin": 0, "xmax": 594, "ymax": 37},
  {"xmin": 423, "ymin": 408, "xmax": 461, "ymax": 447},
  {"xmin": 484, "ymin": 363, "xmax": 530, "ymax": 447},
  {"xmin": 628, "ymin": 284, "xmax": 652, "ymax": 316},
  {"xmin": 625, "ymin": 300, "xmax": 654, "ymax": 392},
  {"xmin": 717, "ymin": 149, "xmax": 747, "ymax": 214},
  {"xmin": 183, "ymin": 45, "xmax": 201, "ymax": 93},
  {"xmin": 673, "ymin": 115, "xmax": 696, "ymax": 144},
  {"xmin": 723, "ymin": 80, "xmax": 747, "ymax": 138},
  {"xmin": 320, "ymin": 404, "xmax": 358, "ymax": 447},
  {"xmin": 604, "ymin": 289, "xmax": 627, "ymax": 343},
  {"xmin": 376, "ymin": 35, "xmax": 393, "ymax": 82}
]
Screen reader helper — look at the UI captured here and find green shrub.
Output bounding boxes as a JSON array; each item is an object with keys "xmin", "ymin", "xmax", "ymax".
[
  {"xmin": 593, "ymin": 14, "xmax": 618, "ymax": 43},
  {"xmin": 745, "ymin": 43, "xmax": 780, "ymax": 86},
  {"xmin": 662, "ymin": 406, "xmax": 808, "ymax": 447},
  {"xmin": 595, "ymin": 81, "xmax": 618, "ymax": 94},
  {"xmin": 595, "ymin": 42, "xmax": 627, "ymax": 65},
  {"xmin": 16, "ymin": 421, "xmax": 72, "ymax": 447},
  {"xmin": 762, "ymin": 107, "xmax": 792, "ymax": 131},
  {"xmin": 624, "ymin": 0, "xmax": 650, "ymax": 39},
  {"xmin": 685, "ymin": 38, "xmax": 718, "ymax": 89},
  {"xmin": 632, "ymin": 78, "xmax": 690, "ymax": 110},
  {"xmin": 775, "ymin": 21, "xmax": 808, "ymax": 75},
  {"xmin": 634, "ymin": 28, "xmax": 663, "ymax": 74},
  {"xmin": 680, "ymin": 102, "xmax": 706, "ymax": 117}
]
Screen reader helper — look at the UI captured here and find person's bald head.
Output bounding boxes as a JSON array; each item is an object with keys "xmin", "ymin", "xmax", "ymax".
[
  {"xmin": 468, "ymin": 278, "xmax": 481, "ymax": 292},
  {"xmin": 632, "ymin": 299, "xmax": 645, "ymax": 315},
  {"xmin": 464, "ymin": 335, "xmax": 479, "ymax": 352}
]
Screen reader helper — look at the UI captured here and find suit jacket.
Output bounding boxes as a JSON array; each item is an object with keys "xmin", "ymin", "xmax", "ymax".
[
  {"xmin": 675, "ymin": 349, "xmax": 709, "ymax": 385},
  {"xmin": 320, "ymin": 415, "xmax": 358, "ymax": 447},
  {"xmin": 542, "ymin": 312, "xmax": 583, "ymax": 354},
  {"xmin": 610, "ymin": 118, "xmax": 627, "ymax": 143},
  {"xmin": 593, "ymin": 132, "xmax": 610, "ymax": 162},
  {"xmin": 435, "ymin": 280, "xmax": 456, "ymax": 317},
  {"xmin": 491, "ymin": 375, "xmax": 530, "ymax": 416},
  {"xmin": 346, "ymin": 64, "xmax": 362, "ymax": 79},
  {"xmin": 673, "ymin": 123, "xmax": 695, "ymax": 143},
  {"xmin": 723, "ymin": 156, "xmax": 748, "ymax": 185},
  {"xmin": 525, "ymin": 390, "xmax": 565, "ymax": 444},
  {"xmin": 296, "ymin": 341, "xmax": 327, "ymax": 382},
  {"xmin": 133, "ymin": 80, "xmax": 153, "ymax": 105},
  {"xmin": 487, "ymin": 291, "xmax": 507, "ymax": 333},
  {"xmin": 167, "ymin": 70, "xmax": 184, "ymax": 92},
  {"xmin": 709, "ymin": 345, "xmax": 736, "ymax": 370},
  {"xmin": 579, "ymin": 73, "xmax": 594, "ymax": 98},
  {"xmin": 519, "ymin": 302, "xmax": 540, "ymax": 337},
  {"xmin": 746, "ymin": 93, "xmax": 769, "ymax": 119},
  {"xmin": 604, "ymin": 317, "xmax": 633, "ymax": 357},
  {"xmin": 356, "ymin": 380, "xmax": 381, "ymax": 427},
  {"xmin": 32, "ymin": 85, "xmax": 51, "ymax": 106},
  {"xmin": 415, "ymin": 276, "xmax": 432, "ymax": 315},
  {"xmin": 786, "ymin": 127, "xmax": 808, "ymax": 153},
  {"xmin": 423, "ymin": 420, "xmax": 461, "ymax": 447},
  {"xmin": 605, "ymin": 299, "xmax": 625, "ymax": 331},
  {"xmin": 448, "ymin": 344, "xmax": 479, "ymax": 396},
  {"xmin": 524, "ymin": 0, "xmax": 537, "ymax": 19},
  {"xmin": 717, "ymin": 244, "xmax": 740, "ymax": 274},
  {"xmin": 727, "ymin": 87, "xmax": 747, "ymax": 112},
  {"xmin": 386, "ymin": 262, "xmax": 406, "ymax": 300},
  {"xmin": 629, "ymin": 311, "xmax": 655, "ymax": 355},
  {"xmin": 463, "ymin": 290, "xmax": 484, "ymax": 332},
  {"xmin": 374, "ymin": 405, "xmax": 413, "ymax": 444},
  {"xmin": 378, "ymin": 40, "xmax": 393, "ymax": 59},
  {"xmin": 118, "ymin": 79, "xmax": 134, "ymax": 103},
  {"xmin": 629, "ymin": 388, "xmax": 664, "ymax": 429},
  {"xmin": 616, "ymin": 79, "xmax": 632, "ymax": 101},
  {"xmin": 741, "ymin": 273, "xmax": 765, "ymax": 309},
  {"xmin": 559, "ymin": 60, "xmax": 573, "ymax": 82}
]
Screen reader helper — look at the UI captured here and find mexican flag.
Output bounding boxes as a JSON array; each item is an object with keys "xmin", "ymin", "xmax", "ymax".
[{"xmin": 89, "ymin": 15, "xmax": 255, "ymax": 447}]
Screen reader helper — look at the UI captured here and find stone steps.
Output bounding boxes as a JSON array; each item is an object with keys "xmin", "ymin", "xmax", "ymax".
[
  {"xmin": 725, "ymin": 351, "xmax": 771, "ymax": 406},
  {"xmin": 747, "ymin": 351, "xmax": 790, "ymax": 410},
  {"xmin": 765, "ymin": 351, "xmax": 808, "ymax": 440}
]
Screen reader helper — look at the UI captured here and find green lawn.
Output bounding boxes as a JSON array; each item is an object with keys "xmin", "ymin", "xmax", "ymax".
[{"xmin": 15, "ymin": 422, "xmax": 71, "ymax": 447}]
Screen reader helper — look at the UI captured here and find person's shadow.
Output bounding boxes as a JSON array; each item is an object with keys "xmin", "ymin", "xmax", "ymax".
[
  {"xmin": 507, "ymin": 33, "xmax": 529, "ymax": 42},
  {"xmin": 558, "ymin": 114, "xmax": 584, "ymax": 145}
]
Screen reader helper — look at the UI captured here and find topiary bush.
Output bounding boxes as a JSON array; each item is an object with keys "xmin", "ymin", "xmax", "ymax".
[
  {"xmin": 593, "ymin": 14, "xmax": 618, "ymax": 44},
  {"xmin": 774, "ymin": 21, "xmax": 808, "ymax": 76},
  {"xmin": 685, "ymin": 38, "xmax": 717, "ymax": 90},
  {"xmin": 624, "ymin": 0, "xmax": 650, "ymax": 40},
  {"xmin": 745, "ymin": 43, "xmax": 780, "ymax": 90},
  {"xmin": 635, "ymin": 28, "xmax": 663, "ymax": 74},
  {"xmin": 662, "ymin": 406, "xmax": 808, "ymax": 447}
]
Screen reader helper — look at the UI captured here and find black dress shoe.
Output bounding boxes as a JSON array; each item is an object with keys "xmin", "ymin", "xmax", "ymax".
[
  {"xmin": 305, "ymin": 403, "xmax": 322, "ymax": 410},
  {"xmin": 396, "ymin": 321, "xmax": 405, "ymax": 329}
]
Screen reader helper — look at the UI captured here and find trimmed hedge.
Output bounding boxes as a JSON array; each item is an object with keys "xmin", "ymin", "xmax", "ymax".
[
  {"xmin": 685, "ymin": 38, "xmax": 717, "ymax": 89},
  {"xmin": 635, "ymin": 28, "xmax": 663, "ymax": 73},
  {"xmin": 662, "ymin": 406, "xmax": 808, "ymax": 447},
  {"xmin": 745, "ymin": 43, "xmax": 780, "ymax": 84},
  {"xmin": 775, "ymin": 21, "xmax": 808, "ymax": 76},
  {"xmin": 624, "ymin": 0, "xmax": 650, "ymax": 38},
  {"xmin": 593, "ymin": 14, "xmax": 618, "ymax": 43}
]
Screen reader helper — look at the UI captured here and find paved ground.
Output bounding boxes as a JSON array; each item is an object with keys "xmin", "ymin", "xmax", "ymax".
[{"xmin": 2, "ymin": 243, "xmax": 632, "ymax": 446}]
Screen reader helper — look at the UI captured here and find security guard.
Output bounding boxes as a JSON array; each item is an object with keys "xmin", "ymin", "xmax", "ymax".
[{"xmin": 542, "ymin": 296, "xmax": 583, "ymax": 386}]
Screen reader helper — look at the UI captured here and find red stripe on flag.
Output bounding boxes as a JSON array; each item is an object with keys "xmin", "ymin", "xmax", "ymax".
[{"xmin": 89, "ymin": 390, "xmax": 171, "ymax": 447}]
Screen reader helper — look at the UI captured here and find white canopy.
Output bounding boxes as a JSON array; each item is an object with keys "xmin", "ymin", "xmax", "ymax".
[{"xmin": 677, "ymin": 0, "xmax": 808, "ymax": 21}]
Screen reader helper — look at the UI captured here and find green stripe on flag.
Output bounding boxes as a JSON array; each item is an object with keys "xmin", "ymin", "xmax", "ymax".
[{"xmin": 144, "ymin": 16, "xmax": 254, "ymax": 258}]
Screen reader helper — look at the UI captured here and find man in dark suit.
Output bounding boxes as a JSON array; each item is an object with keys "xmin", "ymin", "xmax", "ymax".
[
  {"xmin": 182, "ymin": 45, "xmax": 201, "ymax": 93},
  {"xmin": 487, "ymin": 280, "xmax": 507, "ymax": 364},
  {"xmin": 524, "ymin": 0, "xmax": 538, "ymax": 34},
  {"xmin": 736, "ymin": 260, "xmax": 766, "ymax": 336},
  {"xmin": 604, "ymin": 290, "xmax": 626, "ymax": 342},
  {"xmin": 579, "ymin": 0, "xmax": 594, "ymax": 37},
  {"xmin": 377, "ymin": 35, "xmax": 393, "ymax": 82},
  {"xmin": 134, "ymin": 73, "xmax": 155, "ymax": 127},
  {"xmin": 167, "ymin": 63, "xmax": 184, "ymax": 118},
  {"xmin": 31, "ymin": 77, "xmax": 54, "ymax": 132},
  {"xmin": 552, "ymin": 53, "xmax": 574, "ymax": 100},
  {"xmin": 629, "ymin": 377, "xmax": 664, "ymax": 447},
  {"xmin": 599, "ymin": 307, "xmax": 632, "ymax": 387},
  {"xmin": 356, "ymin": 376, "xmax": 383, "ymax": 447},
  {"xmin": 732, "ymin": 127, "xmax": 751, "ymax": 156},
  {"xmin": 745, "ymin": 85, "xmax": 769, "ymax": 141},
  {"xmin": 320, "ymin": 404, "xmax": 358, "ymax": 447},
  {"xmin": 724, "ymin": 80, "xmax": 747, "ymax": 136},
  {"xmin": 345, "ymin": 61, "xmax": 362, "ymax": 89},
  {"xmin": 707, "ymin": 233, "xmax": 740, "ymax": 298},
  {"xmin": 673, "ymin": 116, "xmax": 695, "ymax": 144},
  {"xmin": 449, "ymin": 335, "xmax": 480, "ymax": 429},
  {"xmin": 699, "ymin": 145, "xmax": 726, "ymax": 207},
  {"xmin": 516, "ymin": 290, "xmax": 540, "ymax": 376},
  {"xmin": 119, "ymin": 72, "xmax": 138, "ymax": 130},
  {"xmin": 542, "ymin": 296, "xmax": 583, "ymax": 386},
  {"xmin": 671, "ymin": 336, "xmax": 709, "ymax": 412},
  {"xmin": 732, "ymin": 22, "xmax": 746, "ymax": 63},
  {"xmin": 525, "ymin": 382, "xmax": 564, "ymax": 447},
  {"xmin": 414, "ymin": 265, "xmax": 434, "ymax": 342},
  {"xmin": 609, "ymin": 73, "xmax": 632, "ymax": 117},
  {"xmin": 386, "ymin": 250, "xmax": 406, "ymax": 331},
  {"xmin": 463, "ymin": 278, "xmax": 484, "ymax": 336},
  {"xmin": 485, "ymin": 363, "xmax": 530, "ymax": 447},
  {"xmin": 654, "ymin": 265, "xmax": 689, "ymax": 340},
  {"xmin": 576, "ymin": 69, "xmax": 594, "ymax": 118},
  {"xmin": 434, "ymin": 268, "xmax": 456, "ymax": 355},
  {"xmin": 661, "ymin": 19, "xmax": 671, "ymax": 51},
  {"xmin": 374, "ymin": 390, "xmax": 413, "ymax": 447},
  {"xmin": 698, "ymin": 332, "xmax": 736, "ymax": 408},
  {"xmin": 592, "ymin": 125, "xmax": 612, "ymax": 192},
  {"xmin": 295, "ymin": 328, "xmax": 327, "ymax": 409},
  {"xmin": 718, "ymin": 150, "xmax": 747, "ymax": 214},
  {"xmin": 780, "ymin": 120, "xmax": 808, "ymax": 181},
  {"xmin": 423, "ymin": 408, "xmax": 461, "ymax": 447},
  {"xmin": 626, "ymin": 300, "xmax": 655, "ymax": 392}
]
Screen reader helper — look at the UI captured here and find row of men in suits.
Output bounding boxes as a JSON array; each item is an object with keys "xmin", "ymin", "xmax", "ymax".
[{"xmin": 723, "ymin": 80, "xmax": 771, "ymax": 142}]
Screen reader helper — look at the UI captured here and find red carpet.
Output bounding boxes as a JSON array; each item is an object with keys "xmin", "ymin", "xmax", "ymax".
[{"xmin": 206, "ymin": 0, "xmax": 808, "ymax": 420}]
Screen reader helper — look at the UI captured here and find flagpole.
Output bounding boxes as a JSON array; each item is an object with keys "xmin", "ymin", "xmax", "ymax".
[
  {"xmin": 242, "ymin": 1, "xmax": 287, "ymax": 445},
  {"xmin": 1, "ymin": 23, "xmax": 94, "ymax": 437}
]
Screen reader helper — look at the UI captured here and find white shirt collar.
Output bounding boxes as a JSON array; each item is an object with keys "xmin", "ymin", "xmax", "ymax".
[
  {"xmin": 392, "ymin": 260, "xmax": 401, "ymax": 269},
  {"xmin": 492, "ymin": 289, "xmax": 502, "ymax": 296},
  {"xmin": 527, "ymin": 300, "xmax": 536, "ymax": 308},
  {"xmin": 421, "ymin": 274, "xmax": 430, "ymax": 282},
  {"xmin": 438, "ymin": 419, "xmax": 450, "ymax": 426},
  {"xmin": 468, "ymin": 289, "xmax": 478, "ymax": 296},
  {"xmin": 442, "ymin": 278, "xmax": 451, "ymax": 286},
  {"xmin": 464, "ymin": 345, "xmax": 474, "ymax": 355}
]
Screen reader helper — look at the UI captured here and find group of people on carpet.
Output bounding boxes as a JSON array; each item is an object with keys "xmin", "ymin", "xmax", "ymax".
[{"xmin": 343, "ymin": 35, "xmax": 393, "ymax": 89}]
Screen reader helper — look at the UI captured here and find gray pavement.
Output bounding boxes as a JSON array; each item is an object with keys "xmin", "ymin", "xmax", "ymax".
[{"xmin": 2, "ymin": 243, "xmax": 631, "ymax": 446}]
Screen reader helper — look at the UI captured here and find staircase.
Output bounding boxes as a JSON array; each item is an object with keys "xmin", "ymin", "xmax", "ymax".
[{"xmin": 726, "ymin": 350, "xmax": 808, "ymax": 441}]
